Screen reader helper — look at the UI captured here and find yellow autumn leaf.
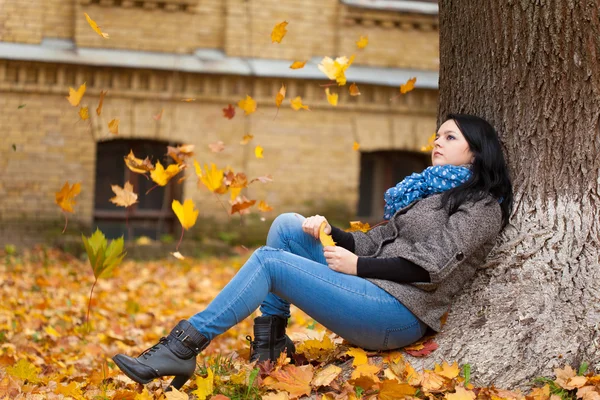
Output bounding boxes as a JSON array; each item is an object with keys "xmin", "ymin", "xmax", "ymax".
[
  {"xmin": 348, "ymin": 363, "xmax": 381, "ymax": 391},
  {"xmin": 295, "ymin": 334, "xmax": 336, "ymax": 362},
  {"xmin": 349, "ymin": 83, "xmax": 361, "ymax": 96},
  {"xmin": 135, "ymin": 388, "xmax": 154, "ymax": 400},
  {"xmin": 444, "ymin": 386, "xmax": 476, "ymax": 400},
  {"xmin": 230, "ymin": 187, "xmax": 242, "ymax": 201},
  {"xmin": 109, "ymin": 181, "xmax": 138, "ymax": 208},
  {"xmin": 6, "ymin": 359, "xmax": 41, "ymax": 383},
  {"xmin": 240, "ymin": 133, "xmax": 254, "ymax": 145},
  {"xmin": 44, "ymin": 325, "xmax": 61, "ymax": 338},
  {"xmin": 271, "ymin": 21, "xmax": 288, "ymax": 43},
  {"xmin": 198, "ymin": 162, "xmax": 225, "ymax": 192},
  {"xmin": 379, "ymin": 379, "xmax": 417, "ymax": 400},
  {"xmin": 319, "ymin": 221, "xmax": 336, "ymax": 247},
  {"xmin": 96, "ymin": 90, "xmax": 107, "ymax": 116},
  {"xmin": 78, "ymin": 106, "xmax": 89, "ymax": 121},
  {"xmin": 325, "ymin": 88, "xmax": 338, "ymax": 106},
  {"xmin": 356, "ymin": 35, "xmax": 369, "ymax": 49},
  {"xmin": 124, "ymin": 150, "xmax": 154, "ymax": 174},
  {"xmin": 84, "ymin": 12, "xmax": 109, "ymax": 39},
  {"xmin": 421, "ymin": 370, "xmax": 448, "ymax": 393},
  {"xmin": 192, "ymin": 367, "xmax": 214, "ymax": 400},
  {"xmin": 347, "ymin": 221, "xmax": 370, "ymax": 232},
  {"xmin": 255, "ymin": 145, "xmax": 264, "ymax": 159},
  {"xmin": 434, "ymin": 361, "xmax": 460, "ymax": 379},
  {"xmin": 55, "ymin": 381, "xmax": 85, "ymax": 400},
  {"xmin": 165, "ymin": 387, "xmax": 189, "ymax": 400},
  {"xmin": 290, "ymin": 96, "xmax": 310, "ymax": 111},
  {"xmin": 290, "ymin": 61, "xmax": 307, "ymax": 69},
  {"xmin": 318, "ymin": 55, "xmax": 355, "ymax": 86},
  {"xmin": 346, "ymin": 347, "xmax": 368, "ymax": 366},
  {"xmin": 275, "ymin": 84, "xmax": 286, "ymax": 108},
  {"xmin": 55, "ymin": 182, "xmax": 81, "ymax": 213},
  {"xmin": 108, "ymin": 118, "xmax": 119, "ymax": 135},
  {"xmin": 400, "ymin": 77, "xmax": 417, "ymax": 94},
  {"xmin": 172, "ymin": 199, "xmax": 199, "ymax": 231},
  {"xmin": 353, "ymin": 141, "xmax": 360, "ymax": 151},
  {"xmin": 258, "ymin": 200, "xmax": 273, "ymax": 212},
  {"xmin": 238, "ymin": 95, "xmax": 257, "ymax": 115},
  {"xmin": 262, "ymin": 364, "xmax": 313, "ymax": 399},
  {"xmin": 66, "ymin": 82, "xmax": 86, "ymax": 106},
  {"xmin": 311, "ymin": 364, "xmax": 342, "ymax": 387},
  {"xmin": 150, "ymin": 160, "xmax": 182, "ymax": 186}
]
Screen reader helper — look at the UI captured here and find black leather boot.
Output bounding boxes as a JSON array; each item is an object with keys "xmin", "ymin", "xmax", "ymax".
[
  {"xmin": 112, "ymin": 320, "xmax": 210, "ymax": 390},
  {"xmin": 246, "ymin": 315, "xmax": 295, "ymax": 363}
]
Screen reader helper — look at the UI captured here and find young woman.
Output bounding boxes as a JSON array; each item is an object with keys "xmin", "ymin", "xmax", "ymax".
[{"xmin": 112, "ymin": 113, "xmax": 513, "ymax": 391}]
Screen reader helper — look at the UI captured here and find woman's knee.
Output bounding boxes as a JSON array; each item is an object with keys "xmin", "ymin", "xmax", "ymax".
[{"xmin": 268, "ymin": 213, "xmax": 302, "ymax": 242}]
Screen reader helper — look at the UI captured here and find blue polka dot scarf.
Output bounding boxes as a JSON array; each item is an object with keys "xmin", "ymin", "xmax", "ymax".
[{"xmin": 383, "ymin": 165, "xmax": 473, "ymax": 220}]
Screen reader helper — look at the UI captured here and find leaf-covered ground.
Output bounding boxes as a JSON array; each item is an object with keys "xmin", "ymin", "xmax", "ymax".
[{"xmin": 1, "ymin": 246, "xmax": 599, "ymax": 400}]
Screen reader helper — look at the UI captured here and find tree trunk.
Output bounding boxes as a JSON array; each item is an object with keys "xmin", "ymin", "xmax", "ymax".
[{"xmin": 409, "ymin": 0, "xmax": 600, "ymax": 391}]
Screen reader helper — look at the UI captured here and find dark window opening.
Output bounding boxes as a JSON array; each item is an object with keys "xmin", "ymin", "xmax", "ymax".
[
  {"xmin": 94, "ymin": 139, "xmax": 183, "ymax": 240},
  {"xmin": 357, "ymin": 151, "xmax": 430, "ymax": 222}
]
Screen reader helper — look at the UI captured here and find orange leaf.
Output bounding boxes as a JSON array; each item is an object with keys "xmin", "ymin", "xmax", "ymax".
[
  {"xmin": 275, "ymin": 84, "xmax": 286, "ymax": 108},
  {"xmin": 445, "ymin": 385, "xmax": 477, "ymax": 400},
  {"xmin": 66, "ymin": 82, "xmax": 86, "ymax": 107},
  {"xmin": 108, "ymin": 118, "xmax": 119, "ymax": 135},
  {"xmin": 223, "ymin": 104, "xmax": 235, "ymax": 119},
  {"xmin": 319, "ymin": 222, "xmax": 336, "ymax": 247},
  {"xmin": 238, "ymin": 95, "xmax": 257, "ymax": 115},
  {"xmin": 55, "ymin": 381, "xmax": 85, "ymax": 400},
  {"xmin": 263, "ymin": 364, "xmax": 313, "ymax": 399},
  {"xmin": 290, "ymin": 96, "xmax": 309, "ymax": 111},
  {"xmin": 356, "ymin": 35, "xmax": 369, "ymax": 49},
  {"xmin": 258, "ymin": 200, "xmax": 273, "ymax": 212},
  {"xmin": 208, "ymin": 141, "xmax": 225, "ymax": 153},
  {"xmin": 353, "ymin": 141, "xmax": 360, "ymax": 151},
  {"xmin": 78, "ymin": 107, "xmax": 89, "ymax": 121},
  {"xmin": 421, "ymin": 370, "xmax": 448, "ymax": 393},
  {"xmin": 231, "ymin": 196, "xmax": 256, "ymax": 215},
  {"xmin": 349, "ymin": 83, "xmax": 361, "ymax": 96},
  {"xmin": 311, "ymin": 365, "xmax": 342, "ymax": 388},
  {"xmin": 295, "ymin": 334, "xmax": 336, "ymax": 362},
  {"xmin": 150, "ymin": 160, "xmax": 182, "ymax": 186},
  {"xmin": 345, "ymin": 347, "xmax": 367, "ymax": 366},
  {"xmin": 168, "ymin": 144, "xmax": 195, "ymax": 164},
  {"xmin": 96, "ymin": 90, "xmax": 107, "ymax": 116},
  {"xmin": 290, "ymin": 61, "xmax": 307, "ymax": 69},
  {"xmin": 348, "ymin": 363, "xmax": 380, "ymax": 391},
  {"xmin": 271, "ymin": 21, "xmax": 288, "ymax": 43},
  {"xmin": 109, "ymin": 181, "xmax": 138, "ymax": 208},
  {"xmin": 84, "ymin": 12, "xmax": 109, "ymax": 39},
  {"xmin": 400, "ymin": 77, "xmax": 417, "ymax": 94},
  {"xmin": 240, "ymin": 134, "xmax": 254, "ymax": 145},
  {"xmin": 378, "ymin": 380, "xmax": 416, "ymax": 400},
  {"xmin": 181, "ymin": 98, "xmax": 196, "ymax": 102},
  {"xmin": 55, "ymin": 182, "xmax": 81, "ymax": 213}
]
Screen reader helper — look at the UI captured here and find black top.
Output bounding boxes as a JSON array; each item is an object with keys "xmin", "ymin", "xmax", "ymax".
[{"xmin": 329, "ymin": 225, "xmax": 431, "ymax": 283}]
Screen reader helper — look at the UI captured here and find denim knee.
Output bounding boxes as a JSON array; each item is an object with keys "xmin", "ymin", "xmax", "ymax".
[{"xmin": 268, "ymin": 213, "xmax": 302, "ymax": 245}]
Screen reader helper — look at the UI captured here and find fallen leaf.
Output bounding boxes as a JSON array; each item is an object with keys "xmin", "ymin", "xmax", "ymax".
[
  {"xmin": 238, "ymin": 95, "xmax": 257, "ymax": 115},
  {"xmin": 17, "ymin": 104, "xmax": 26, "ymax": 109},
  {"xmin": 356, "ymin": 35, "xmax": 369, "ymax": 49},
  {"xmin": 66, "ymin": 82, "xmax": 86, "ymax": 106},
  {"xmin": 55, "ymin": 381, "xmax": 85, "ymax": 400},
  {"xmin": 290, "ymin": 96, "xmax": 309, "ymax": 111},
  {"xmin": 84, "ymin": 12, "xmax": 109, "ymax": 39},
  {"xmin": 434, "ymin": 361, "xmax": 460, "ymax": 379},
  {"xmin": 379, "ymin": 379, "xmax": 417, "ymax": 400},
  {"xmin": 290, "ymin": 61, "xmax": 307, "ymax": 69},
  {"xmin": 325, "ymin": 88, "xmax": 338, "ymax": 106},
  {"xmin": 404, "ymin": 338, "xmax": 438, "ymax": 357},
  {"xmin": 349, "ymin": 83, "xmax": 360, "ymax": 96},
  {"xmin": 55, "ymin": 182, "xmax": 81, "ymax": 213},
  {"xmin": 109, "ymin": 182, "xmax": 138, "ymax": 208},
  {"xmin": 345, "ymin": 348, "xmax": 367, "ymax": 366},
  {"xmin": 263, "ymin": 364, "xmax": 313, "ymax": 399},
  {"xmin": 108, "ymin": 118, "xmax": 119, "ymax": 135},
  {"xmin": 5, "ymin": 359, "xmax": 41, "ymax": 383},
  {"xmin": 192, "ymin": 367, "xmax": 213, "ymax": 400},
  {"xmin": 97, "ymin": 90, "xmax": 107, "ymax": 116},
  {"xmin": 271, "ymin": 21, "xmax": 288, "ymax": 43},
  {"xmin": 172, "ymin": 199, "xmax": 199, "ymax": 230},
  {"xmin": 255, "ymin": 145, "xmax": 264, "ymax": 159},
  {"xmin": 165, "ymin": 387, "xmax": 189, "ymax": 399},
  {"xmin": 295, "ymin": 333, "xmax": 336, "ymax": 362},
  {"xmin": 444, "ymin": 386, "xmax": 476, "ymax": 400},
  {"xmin": 421, "ymin": 370, "xmax": 448, "ymax": 393},
  {"xmin": 223, "ymin": 104, "xmax": 235, "ymax": 119},
  {"xmin": 348, "ymin": 363, "xmax": 380, "ymax": 391},
  {"xmin": 311, "ymin": 365, "xmax": 342, "ymax": 387}
]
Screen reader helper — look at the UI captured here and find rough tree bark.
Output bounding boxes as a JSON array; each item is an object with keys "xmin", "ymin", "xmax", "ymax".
[{"xmin": 403, "ymin": 0, "xmax": 600, "ymax": 392}]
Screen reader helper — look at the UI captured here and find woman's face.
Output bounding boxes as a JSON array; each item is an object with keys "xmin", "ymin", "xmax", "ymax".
[{"xmin": 431, "ymin": 119, "xmax": 475, "ymax": 167}]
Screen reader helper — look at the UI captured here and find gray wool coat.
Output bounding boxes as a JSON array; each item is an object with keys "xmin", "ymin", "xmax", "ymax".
[{"xmin": 349, "ymin": 192, "xmax": 503, "ymax": 333}]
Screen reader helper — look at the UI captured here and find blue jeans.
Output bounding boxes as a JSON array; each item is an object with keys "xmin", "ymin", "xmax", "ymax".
[{"xmin": 188, "ymin": 213, "xmax": 428, "ymax": 350}]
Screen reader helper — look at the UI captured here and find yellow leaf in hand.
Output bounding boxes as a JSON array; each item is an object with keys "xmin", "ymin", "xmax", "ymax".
[
  {"xmin": 290, "ymin": 96, "xmax": 309, "ymax": 111},
  {"xmin": 84, "ymin": 12, "xmax": 109, "ymax": 38},
  {"xmin": 66, "ymin": 82, "xmax": 86, "ymax": 106},
  {"xmin": 238, "ymin": 95, "xmax": 257, "ymax": 115},
  {"xmin": 271, "ymin": 21, "xmax": 288, "ymax": 43},
  {"xmin": 255, "ymin": 145, "xmax": 264, "ymax": 159},
  {"xmin": 78, "ymin": 107, "xmax": 89, "ymax": 121},
  {"xmin": 55, "ymin": 182, "xmax": 81, "ymax": 213},
  {"xmin": 319, "ymin": 221, "xmax": 336, "ymax": 247},
  {"xmin": 400, "ymin": 77, "xmax": 417, "ymax": 94},
  {"xmin": 325, "ymin": 88, "xmax": 338, "ymax": 106},
  {"xmin": 290, "ymin": 60, "xmax": 307, "ymax": 69},
  {"xmin": 356, "ymin": 35, "xmax": 369, "ymax": 49},
  {"xmin": 150, "ymin": 160, "xmax": 182, "ymax": 186},
  {"xmin": 108, "ymin": 118, "xmax": 119, "ymax": 135},
  {"xmin": 172, "ymin": 199, "xmax": 199, "ymax": 230},
  {"xmin": 240, "ymin": 133, "xmax": 254, "ymax": 145},
  {"xmin": 96, "ymin": 90, "xmax": 107, "ymax": 116},
  {"xmin": 109, "ymin": 181, "xmax": 138, "ymax": 207}
]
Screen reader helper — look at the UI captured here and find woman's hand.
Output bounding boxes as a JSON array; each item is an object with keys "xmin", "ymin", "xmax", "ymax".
[
  {"xmin": 300, "ymin": 214, "xmax": 331, "ymax": 239},
  {"xmin": 323, "ymin": 246, "xmax": 358, "ymax": 275}
]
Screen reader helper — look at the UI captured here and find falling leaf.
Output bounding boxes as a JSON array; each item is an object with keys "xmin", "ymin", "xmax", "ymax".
[
  {"xmin": 290, "ymin": 61, "xmax": 307, "ymax": 69},
  {"xmin": 78, "ymin": 106, "xmax": 89, "ymax": 121},
  {"xmin": 171, "ymin": 251, "xmax": 185, "ymax": 260},
  {"xmin": 168, "ymin": 144, "xmax": 195, "ymax": 164},
  {"xmin": 82, "ymin": 228, "xmax": 126, "ymax": 280},
  {"xmin": 172, "ymin": 199, "xmax": 199, "ymax": 230},
  {"xmin": 356, "ymin": 35, "xmax": 369, "ymax": 49},
  {"xmin": 255, "ymin": 145, "xmax": 264, "ymax": 159},
  {"xmin": 84, "ymin": 12, "xmax": 109, "ymax": 39},
  {"xmin": 238, "ymin": 95, "xmax": 257, "ymax": 115},
  {"xmin": 346, "ymin": 347, "xmax": 368, "ymax": 366},
  {"xmin": 271, "ymin": 21, "xmax": 288, "ymax": 43},
  {"xmin": 196, "ymin": 162, "xmax": 225, "ymax": 193},
  {"xmin": 325, "ymin": 88, "xmax": 338, "ymax": 106},
  {"xmin": 262, "ymin": 364, "xmax": 313, "ymax": 399},
  {"xmin": 353, "ymin": 141, "xmax": 360, "ymax": 151},
  {"xmin": 319, "ymin": 221, "xmax": 336, "ymax": 247},
  {"xmin": 5, "ymin": 359, "xmax": 41, "ymax": 383},
  {"xmin": 231, "ymin": 196, "xmax": 256, "ymax": 215},
  {"xmin": 150, "ymin": 161, "xmax": 182, "ymax": 186},
  {"xmin": 108, "ymin": 118, "xmax": 119, "ymax": 135},
  {"xmin": 400, "ymin": 77, "xmax": 417, "ymax": 94},
  {"xmin": 421, "ymin": 132, "xmax": 437, "ymax": 152},
  {"xmin": 223, "ymin": 104, "xmax": 235, "ymax": 119},
  {"xmin": 192, "ymin": 367, "xmax": 214, "ymax": 400},
  {"xmin": 275, "ymin": 84, "xmax": 286, "ymax": 108},
  {"xmin": 152, "ymin": 108, "xmax": 163, "ymax": 121},
  {"xmin": 290, "ymin": 96, "xmax": 309, "ymax": 111},
  {"xmin": 318, "ymin": 55, "xmax": 355, "ymax": 86},
  {"xmin": 349, "ymin": 83, "xmax": 361, "ymax": 96},
  {"xmin": 258, "ymin": 200, "xmax": 273, "ymax": 212},
  {"xmin": 249, "ymin": 175, "xmax": 273, "ymax": 184},
  {"xmin": 312, "ymin": 365, "xmax": 342, "ymax": 387},
  {"xmin": 181, "ymin": 98, "xmax": 196, "ymax": 102},
  {"xmin": 55, "ymin": 182, "xmax": 81, "ymax": 213},
  {"xmin": 240, "ymin": 134, "xmax": 254, "ymax": 145},
  {"xmin": 66, "ymin": 82, "xmax": 86, "ymax": 106},
  {"xmin": 96, "ymin": 90, "xmax": 107, "ymax": 116},
  {"xmin": 378, "ymin": 380, "xmax": 417, "ymax": 400},
  {"xmin": 17, "ymin": 104, "xmax": 26, "ymax": 109},
  {"xmin": 208, "ymin": 141, "xmax": 225, "ymax": 153},
  {"xmin": 109, "ymin": 182, "xmax": 138, "ymax": 208},
  {"xmin": 124, "ymin": 150, "xmax": 154, "ymax": 174}
]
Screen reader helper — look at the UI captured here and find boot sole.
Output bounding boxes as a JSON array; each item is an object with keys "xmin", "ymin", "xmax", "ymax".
[{"xmin": 112, "ymin": 355, "xmax": 153, "ymax": 385}]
